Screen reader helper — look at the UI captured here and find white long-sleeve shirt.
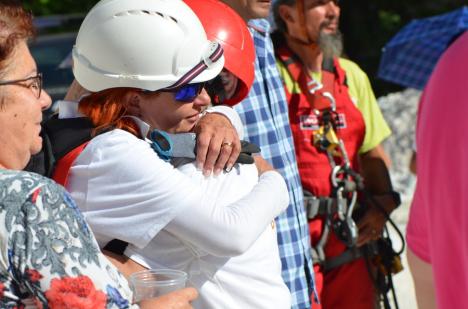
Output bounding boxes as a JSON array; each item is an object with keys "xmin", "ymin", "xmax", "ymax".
[{"xmin": 67, "ymin": 129, "xmax": 291, "ymax": 308}]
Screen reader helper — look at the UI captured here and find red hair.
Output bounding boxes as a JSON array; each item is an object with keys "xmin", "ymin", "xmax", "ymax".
[
  {"xmin": 78, "ymin": 88, "xmax": 141, "ymax": 137},
  {"xmin": 0, "ymin": 1, "xmax": 34, "ymax": 76}
]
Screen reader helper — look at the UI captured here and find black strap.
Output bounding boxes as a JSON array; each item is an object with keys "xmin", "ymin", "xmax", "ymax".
[
  {"xmin": 102, "ymin": 239, "xmax": 129, "ymax": 256},
  {"xmin": 303, "ymin": 190, "xmax": 342, "ymax": 219},
  {"xmin": 321, "ymin": 240, "xmax": 380, "ymax": 272},
  {"xmin": 304, "ymin": 195, "xmax": 337, "ymax": 219},
  {"xmin": 43, "ymin": 115, "xmax": 94, "ymax": 159},
  {"xmin": 25, "ymin": 116, "xmax": 94, "ymax": 177}
]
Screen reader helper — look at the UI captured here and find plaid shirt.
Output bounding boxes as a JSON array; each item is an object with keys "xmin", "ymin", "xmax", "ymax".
[{"xmin": 234, "ymin": 19, "xmax": 315, "ymax": 308}]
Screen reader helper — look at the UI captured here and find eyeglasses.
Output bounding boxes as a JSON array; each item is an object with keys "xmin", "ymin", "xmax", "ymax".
[
  {"xmin": 144, "ymin": 82, "xmax": 206, "ymax": 103},
  {"xmin": 0, "ymin": 73, "xmax": 42, "ymax": 99}
]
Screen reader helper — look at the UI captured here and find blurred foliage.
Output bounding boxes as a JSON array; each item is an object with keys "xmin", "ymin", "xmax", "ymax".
[
  {"xmin": 23, "ymin": 0, "xmax": 98, "ymax": 16},
  {"xmin": 340, "ymin": 0, "xmax": 467, "ymax": 96},
  {"xmin": 23, "ymin": 0, "xmax": 467, "ymax": 96}
]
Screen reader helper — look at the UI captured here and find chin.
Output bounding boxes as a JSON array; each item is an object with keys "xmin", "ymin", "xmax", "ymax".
[
  {"xmin": 174, "ymin": 124, "xmax": 194, "ymax": 134},
  {"xmin": 254, "ymin": 9, "xmax": 270, "ymax": 19},
  {"xmin": 31, "ymin": 138, "xmax": 43, "ymax": 155},
  {"xmin": 255, "ymin": 2, "xmax": 271, "ymax": 16}
]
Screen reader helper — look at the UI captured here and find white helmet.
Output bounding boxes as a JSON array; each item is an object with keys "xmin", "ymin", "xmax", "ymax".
[{"xmin": 72, "ymin": 0, "xmax": 224, "ymax": 92}]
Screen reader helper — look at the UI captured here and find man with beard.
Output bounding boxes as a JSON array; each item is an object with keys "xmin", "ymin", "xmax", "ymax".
[
  {"xmin": 272, "ymin": 0, "xmax": 400, "ymax": 308},
  {"xmin": 219, "ymin": 1, "xmax": 316, "ymax": 308}
]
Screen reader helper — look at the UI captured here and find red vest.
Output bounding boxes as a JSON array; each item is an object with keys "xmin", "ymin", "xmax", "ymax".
[{"xmin": 277, "ymin": 46, "xmax": 366, "ymax": 198}]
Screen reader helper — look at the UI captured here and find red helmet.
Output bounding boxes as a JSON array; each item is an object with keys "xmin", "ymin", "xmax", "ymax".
[{"xmin": 184, "ymin": 0, "xmax": 255, "ymax": 106}]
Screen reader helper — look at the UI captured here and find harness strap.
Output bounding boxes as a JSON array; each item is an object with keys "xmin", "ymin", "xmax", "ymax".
[
  {"xmin": 322, "ymin": 247, "xmax": 363, "ymax": 272},
  {"xmin": 103, "ymin": 239, "xmax": 129, "ymax": 256},
  {"xmin": 275, "ymin": 43, "xmax": 343, "ymax": 111},
  {"xmin": 52, "ymin": 142, "xmax": 89, "ymax": 187},
  {"xmin": 304, "ymin": 194, "xmax": 339, "ymax": 219},
  {"xmin": 316, "ymin": 240, "xmax": 380, "ymax": 272}
]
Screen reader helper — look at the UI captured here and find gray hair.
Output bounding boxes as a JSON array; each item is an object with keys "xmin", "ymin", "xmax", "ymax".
[
  {"xmin": 318, "ymin": 30, "xmax": 343, "ymax": 58},
  {"xmin": 272, "ymin": 0, "xmax": 296, "ymax": 33}
]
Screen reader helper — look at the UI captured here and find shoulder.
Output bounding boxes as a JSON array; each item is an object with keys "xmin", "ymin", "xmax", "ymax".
[
  {"xmin": 74, "ymin": 129, "xmax": 183, "ymax": 189},
  {"xmin": 0, "ymin": 169, "xmax": 77, "ymax": 209},
  {"xmin": 0, "ymin": 169, "xmax": 89, "ymax": 235},
  {"xmin": 88, "ymin": 129, "xmax": 146, "ymax": 150},
  {"xmin": 0, "ymin": 170, "xmax": 63, "ymax": 203},
  {"xmin": 338, "ymin": 58, "xmax": 368, "ymax": 80},
  {"xmin": 81, "ymin": 129, "xmax": 155, "ymax": 165}
]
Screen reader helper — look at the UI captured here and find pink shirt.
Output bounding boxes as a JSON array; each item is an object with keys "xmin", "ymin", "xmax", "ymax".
[{"xmin": 406, "ymin": 31, "xmax": 468, "ymax": 309}]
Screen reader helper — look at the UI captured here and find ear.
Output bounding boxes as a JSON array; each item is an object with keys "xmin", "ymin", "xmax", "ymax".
[
  {"xmin": 125, "ymin": 91, "xmax": 142, "ymax": 116},
  {"xmin": 278, "ymin": 4, "xmax": 296, "ymax": 24}
]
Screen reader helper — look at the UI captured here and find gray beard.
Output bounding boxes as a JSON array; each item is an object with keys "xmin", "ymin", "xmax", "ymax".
[{"xmin": 318, "ymin": 30, "xmax": 343, "ymax": 59}]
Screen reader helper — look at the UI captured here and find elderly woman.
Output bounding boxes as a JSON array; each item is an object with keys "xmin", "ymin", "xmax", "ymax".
[
  {"xmin": 0, "ymin": 2, "xmax": 196, "ymax": 308},
  {"xmin": 61, "ymin": 0, "xmax": 291, "ymax": 308}
]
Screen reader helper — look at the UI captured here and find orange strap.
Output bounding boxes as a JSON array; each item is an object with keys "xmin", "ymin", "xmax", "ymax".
[
  {"xmin": 52, "ymin": 142, "xmax": 89, "ymax": 187},
  {"xmin": 277, "ymin": 45, "xmax": 337, "ymax": 110}
]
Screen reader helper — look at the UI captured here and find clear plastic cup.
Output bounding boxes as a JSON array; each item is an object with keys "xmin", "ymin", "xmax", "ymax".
[{"xmin": 129, "ymin": 269, "xmax": 188, "ymax": 302}]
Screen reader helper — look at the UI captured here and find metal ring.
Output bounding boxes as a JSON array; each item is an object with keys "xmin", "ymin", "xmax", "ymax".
[{"xmin": 221, "ymin": 141, "xmax": 233, "ymax": 148}]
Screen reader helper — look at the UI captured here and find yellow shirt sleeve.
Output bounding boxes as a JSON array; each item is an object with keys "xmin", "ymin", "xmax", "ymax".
[{"xmin": 337, "ymin": 58, "xmax": 391, "ymax": 153}]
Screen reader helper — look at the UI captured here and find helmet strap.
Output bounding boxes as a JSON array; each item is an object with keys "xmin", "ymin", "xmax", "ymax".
[{"xmin": 164, "ymin": 42, "xmax": 223, "ymax": 91}]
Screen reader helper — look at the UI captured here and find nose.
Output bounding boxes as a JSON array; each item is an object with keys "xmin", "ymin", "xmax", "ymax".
[
  {"xmin": 39, "ymin": 89, "xmax": 52, "ymax": 111},
  {"xmin": 325, "ymin": 0, "xmax": 340, "ymax": 16},
  {"xmin": 193, "ymin": 88, "xmax": 210, "ymax": 109}
]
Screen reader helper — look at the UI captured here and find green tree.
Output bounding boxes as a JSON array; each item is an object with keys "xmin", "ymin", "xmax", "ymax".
[
  {"xmin": 341, "ymin": 0, "xmax": 467, "ymax": 96},
  {"xmin": 24, "ymin": 0, "xmax": 466, "ymax": 96},
  {"xmin": 23, "ymin": 0, "xmax": 98, "ymax": 16}
]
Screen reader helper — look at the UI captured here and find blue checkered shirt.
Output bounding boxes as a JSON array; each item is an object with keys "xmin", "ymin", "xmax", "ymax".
[{"xmin": 234, "ymin": 19, "xmax": 315, "ymax": 308}]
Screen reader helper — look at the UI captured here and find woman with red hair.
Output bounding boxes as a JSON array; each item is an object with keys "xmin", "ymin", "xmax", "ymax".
[{"xmin": 62, "ymin": 0, "xmax": 291, "ymax": 308}]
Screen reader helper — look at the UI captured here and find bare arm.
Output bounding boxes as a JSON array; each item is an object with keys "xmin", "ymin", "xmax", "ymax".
[
  {"xmin": 357, "ymin": 145, "xmax": 398, "ymax": 246},
  {"xmin": 138, "ymin": 288, "xmax": 198, "ymax": 309}
]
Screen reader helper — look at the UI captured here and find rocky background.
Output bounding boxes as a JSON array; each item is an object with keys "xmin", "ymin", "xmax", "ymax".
[
  {"xmin": 379, "ymin": 88, "xmax": 421, "ymax": 203},
  {"xmin": 378, "ymin": 88, "xmax": 422, "ymax": 308}
]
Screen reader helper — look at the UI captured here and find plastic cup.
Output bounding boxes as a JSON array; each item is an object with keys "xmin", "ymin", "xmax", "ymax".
[{"xmin": 129, "ymin": 269, "xmax": 188, "ymax": 302}]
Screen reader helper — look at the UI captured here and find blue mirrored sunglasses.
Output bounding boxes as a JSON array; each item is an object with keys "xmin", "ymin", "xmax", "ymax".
[
  {"xmin": 172, "ymin": 82, "xmax": 205, "ymax": 102},
  {"xmin": 142, "ymin": 82, "xmax": 205, "ymax": 103}
]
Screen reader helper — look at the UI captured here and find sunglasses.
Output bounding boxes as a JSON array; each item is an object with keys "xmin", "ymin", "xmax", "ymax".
[
  {"xmin": 172, "ymin": 82, "xmax": 205, "ymax": 102},
  {"xmin": 143, "ymin": 82, "xmax": 205, "ymax": 103}
]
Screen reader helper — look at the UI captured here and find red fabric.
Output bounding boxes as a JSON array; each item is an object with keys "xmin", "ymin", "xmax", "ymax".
[
  {"xmin": 277, "ymin": 45, "xmax": 373, "ymax": 308},
  {"xmin": 311, "ymin": 243, "xmax": 376, "ymax": 309},
  {"xmin": 52, "ymin": 142, "xmax": 88, "ymax": 186}
]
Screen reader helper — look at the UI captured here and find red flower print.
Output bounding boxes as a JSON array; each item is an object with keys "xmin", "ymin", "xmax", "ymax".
[
  {"xmin": 31, "ymin": 188, "xmax": 41, "ymax": 203},
  {"xmin": 26, "ymin": 269, "xmax": 43, "ymax": 283},
  {"xmin": 45, "ymin": 276, "xmax": 107, "ymax": 309},
  {"xmin": 0, "ymin": 282, "xmax": 4, "ymax": 298},
  {"xmin": 34, "ymin": 297, "xmax": 44, "ymax": 309}
]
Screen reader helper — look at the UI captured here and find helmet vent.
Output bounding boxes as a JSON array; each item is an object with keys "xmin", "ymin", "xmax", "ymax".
[{"xmin": 113, "ymin": 10, "xmax": 179, "ymax": 24}]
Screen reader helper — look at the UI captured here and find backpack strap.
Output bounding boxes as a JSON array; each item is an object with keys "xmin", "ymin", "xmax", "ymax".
[{"xmin": 52, "ymin": 142, "xmax": 89, "ymax": 187}]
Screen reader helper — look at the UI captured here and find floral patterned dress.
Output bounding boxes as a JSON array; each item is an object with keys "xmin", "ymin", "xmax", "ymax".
[{"xmin": 0, "ymin": 170, "xmax": 138, "ymax": 309}]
